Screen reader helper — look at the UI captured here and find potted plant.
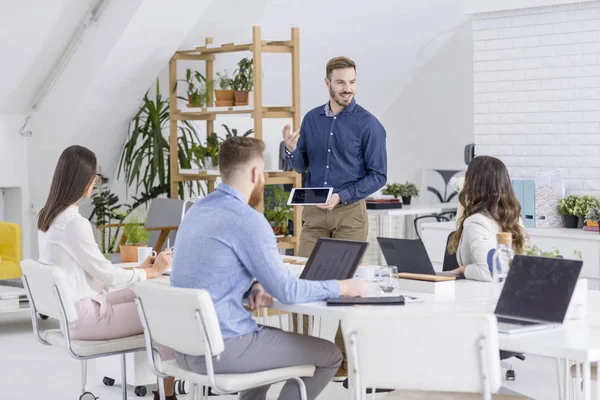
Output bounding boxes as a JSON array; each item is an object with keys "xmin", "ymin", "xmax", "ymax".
[
  {"xmin": 558, "ymin": 195, "xmax": 580, "ymax": 228},
  {"xmin": 119, "ymin": 216, "xmax": 150, "ymax": 262},
  {"xmin": 119, "ymin": 80, "xmax": 203, "ymax": 202},
  {"xmin": 382, "ymin": 181, "xmax": 419, "ymax": 205},
  {"xmin": 264, "ymin": 187, "xmax": 293, "ymax": 235},
  {"xmin": 219, "ymin": 124, "xmax": 253, "ymax": 140},
  {"xmin": 191, "ymin": 132, "xmax": 220, "ymax": 170},
  {"xmin": 175, "ymin": 69, "xmax": 213, "ymax": 108},
  {"xmin": 232, "ymin": 57, "xmax": 253, "ymax": 106},
  {"xmin": 586, "ymin": 206, "xmax": 600, "ymax": 234},
  {"xmin": 574, "ymin": 195, "xmax": 599, "ymax": 228},
  {"xmin": 214, "ymin": 71, "xmax": 234, "ymax": 107}
]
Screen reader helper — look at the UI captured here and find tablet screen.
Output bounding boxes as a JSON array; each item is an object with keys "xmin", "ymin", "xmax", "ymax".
[{"xmin": 290, "ymin": 188, "xmax": 331, "ymax": 204}]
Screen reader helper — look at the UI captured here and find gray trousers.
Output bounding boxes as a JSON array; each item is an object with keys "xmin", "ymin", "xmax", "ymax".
[{"xmin": 174, "ymin": 327, "xmax": 342, "ymax": 400}]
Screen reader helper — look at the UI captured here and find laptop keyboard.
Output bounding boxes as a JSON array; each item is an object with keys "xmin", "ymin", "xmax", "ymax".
[{"xmin": 497, "ymin": 316, "xmax": 540, "ymax": 326}]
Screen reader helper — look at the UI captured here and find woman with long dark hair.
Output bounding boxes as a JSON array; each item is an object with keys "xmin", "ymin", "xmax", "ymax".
[
  {"xmin": 38, "ymin": 145, "xmax": 177, "ymax": 400},
  {"xmin": 447, "ymin": 155, "xmax": 527, "ymax": 281}
]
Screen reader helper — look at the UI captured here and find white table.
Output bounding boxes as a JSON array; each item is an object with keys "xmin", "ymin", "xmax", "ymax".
[
  {"xmin": 270, "ymin": 279, "xmax": 600, "ymax": 400},
  {"xmin": 126, "ymin": 259, "xmax": 600, "ymax": 400}
]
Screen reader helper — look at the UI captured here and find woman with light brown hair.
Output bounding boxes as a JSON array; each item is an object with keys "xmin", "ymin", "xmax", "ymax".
[{"xmin": 447, "ymin": 155, "xmax": 527, "ymax": 281}]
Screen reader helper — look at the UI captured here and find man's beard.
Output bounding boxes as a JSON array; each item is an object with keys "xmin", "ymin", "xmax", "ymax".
[
  {"xmin": 329, "ymin": 86, "xmax": 354, "ymax": 108},
  {"xmin": 248, "ymin": 179, "xmax": 265, "ymax": 208}
]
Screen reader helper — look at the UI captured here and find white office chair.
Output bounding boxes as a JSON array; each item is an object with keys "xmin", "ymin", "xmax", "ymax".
[
  {"xmin": 342, "ymin": 313, "xmax": 527, "ymax": 400},
  {"xmin": 132, "ymin": 280, "xmax": 315, "ymax": 400},
  {"xmin": 181, "ymin": 197, "xmax": 199, "ymax": 223},
  {"xmin": 21, "ymin": 259, "xmax": 146, "ymax": 400}
]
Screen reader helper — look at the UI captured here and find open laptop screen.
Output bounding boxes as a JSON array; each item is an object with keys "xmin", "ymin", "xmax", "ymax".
[
  {"xmin": 300, "ymin": 238, "xmax": 368, "ymax": 281},
  {"xmin": 495, "ymin": 255, "xmax": 582, "ymax": 323}
]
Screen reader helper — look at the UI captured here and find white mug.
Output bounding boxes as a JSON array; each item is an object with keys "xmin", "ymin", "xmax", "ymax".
[
  {"xmin": 137, "ymin": 247, "xmax": 157, "ymax": 263},
  {"xmin": 356, "ymin": 265, "xmax": 376, "ymax": 281}
]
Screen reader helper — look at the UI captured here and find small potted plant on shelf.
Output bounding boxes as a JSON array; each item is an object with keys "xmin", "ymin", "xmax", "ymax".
[
  {"xmin": 559, "ymin": 194, "xmax": 580, "ymax": 228},
  {"xmin": 232, "ymin": 57, "xmax": 254, "ymax": 106},
  {"xmin": 219, "ymin": 124, "xmax": 253, "ymax": 140},
  {"xmin": 574, "ymin": 195, "xmax": 599, "ymax": 228},
  {"xmin": 264, "ymin": 186, "xmax": 293, "ymax": 236},
  {"xmin": 382, "ymin": 181, "xmax": 419, "ymax": 205},
  {"xmin": 119, "ymin": 216, "xmax": 150, "ymax": 262},
  {"xmin": 214, "ymin": 71, "xmax": 234, "ymax": 107},
  {"xmin": 191, "ymin": 132, "xmax": 221, "ymax": 170},
  {"xmin": 175, "ymin": 69, "xmax": 213, "ymax": 108},
  {"xmin": 585, "ymin": 206, "xmax": 600, "ymax": 233}
]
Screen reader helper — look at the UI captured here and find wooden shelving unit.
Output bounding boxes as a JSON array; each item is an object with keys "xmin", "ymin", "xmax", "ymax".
[{"xmin": 168, "ymin": 26, "xmax": 302, "ymax": 253}]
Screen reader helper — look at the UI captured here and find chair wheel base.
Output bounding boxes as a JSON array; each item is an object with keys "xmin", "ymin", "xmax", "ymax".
[
  {"xmin": 134, "ymin": 386, "xmax": 147, "ymax": 396},
  {"xmin": 79, "ymin": 392, "xmax": 97, "ymax": 400},
  {"xmin": 506, "ymin": 369, "xmax": 516, "ymax": 380}
]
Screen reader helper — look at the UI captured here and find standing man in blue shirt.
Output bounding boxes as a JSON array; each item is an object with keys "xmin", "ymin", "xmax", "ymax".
[
  {"xmin": 171, "ymin": 137, "xmax": 366, "ymax": 400},
  {"xmin": 283, "ymin": 56, "xmax": 387, "ymax": 378}
]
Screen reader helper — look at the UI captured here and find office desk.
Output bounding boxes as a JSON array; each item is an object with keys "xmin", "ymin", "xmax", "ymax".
[
  {"xmin": 270, "ymin": 280, "xmax": 600, "ymax": 400},
  {"xmin": 368, "ymin": 203, "xmax": 459, "ymax": 239},
  {"xmin": 123, "ymin": 261, "xmax": 600, "ymax": 400}
]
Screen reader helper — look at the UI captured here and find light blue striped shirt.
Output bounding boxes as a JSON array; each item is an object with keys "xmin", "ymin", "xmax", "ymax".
[{"xmin": 170, "ymin": 183, "xmax": 340, "ymax": 339}]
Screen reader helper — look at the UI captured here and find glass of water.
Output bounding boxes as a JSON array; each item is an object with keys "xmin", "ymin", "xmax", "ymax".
[{"xmin": 378, "ymin": 266, "xmax": 396, "ymax": 293}]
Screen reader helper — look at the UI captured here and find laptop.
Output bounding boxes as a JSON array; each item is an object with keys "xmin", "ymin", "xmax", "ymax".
[
  {"xmin": 300, "ymin": 238, "xmax": 369, "ymax": 281},
  {"xmin": 495, "ymin": 255, "xmax": 582, "ymax": 334},
  {"xmin": 377, "ymin": 237, "xmax": 465, "ymax": 279}
]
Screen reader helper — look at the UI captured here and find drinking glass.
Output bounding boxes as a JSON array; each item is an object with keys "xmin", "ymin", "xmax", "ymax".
[{"xmin": 378, "ymin": 266, "xmax": 396, "ymax": 293}]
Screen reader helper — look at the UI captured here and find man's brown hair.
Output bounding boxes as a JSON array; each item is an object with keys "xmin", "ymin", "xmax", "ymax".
[
  {"xmin": 218, "ymin": 136, "xmax": 265, "ymax": 180},
  {"xmin": 326, "ymin": 56, "xmax": 356, "ymax": 80}
]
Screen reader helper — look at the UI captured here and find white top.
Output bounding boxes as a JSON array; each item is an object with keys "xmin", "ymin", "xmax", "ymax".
[
  {"xmin": 456, "ymin": 213, "xmax": 501, "ymax": 282},
  {"xmin": 38, "ymin": 205, "xmax": 146, "ymax": 304}
]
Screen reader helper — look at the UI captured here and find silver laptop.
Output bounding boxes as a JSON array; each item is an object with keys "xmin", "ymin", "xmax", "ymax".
[{"xmin": 495, "ymin": 255, "xmax": 582, "ymax": 334}]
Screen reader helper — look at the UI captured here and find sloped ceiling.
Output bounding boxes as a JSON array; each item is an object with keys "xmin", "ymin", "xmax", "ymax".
[{"xmin": 0, "ymin": 0, "xmax": 96, "ymax": 113}]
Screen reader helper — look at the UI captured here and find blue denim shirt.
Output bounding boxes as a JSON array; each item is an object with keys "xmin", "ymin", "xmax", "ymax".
[
  {"xmin": 286, "ymin": 99, "xmax": 387, "ymax": 204},
  {"xmin": 170, "ymin": 184, "xmax": 340, "ymax": 339}
]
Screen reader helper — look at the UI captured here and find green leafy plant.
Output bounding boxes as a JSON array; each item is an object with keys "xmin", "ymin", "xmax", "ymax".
[
  {"xmin": 574, "ymin": 195, "xmax": 600, "ymax": 218},
  {"xmin": 123, "ymin": 218, "xmax": 150, "ymax": 246},
  {"xmin": 586, "ymin": 206, "xmax": 600, "ymax": 223},
  {"xmin": 382, "ymin": 181, "xmax": 420, "ymax": 198},
  {"xmin": 216, "ymin": 71, "xmax": 233, "ymax": 90},
  {"xmin": 264, "ymin": 186, "xmax": 293, "ymax": 236},
  {"xmin": 118, "ymin": 80, "xmax": 203, "ymax": 202},
  {"xmin": 232, "ymin": 58, "xmax": 254, "ymax": 92},
  {"xmin": 558, "ymin": 195, "xmax": 579, "ymax": 216},
  {"xmin": 522, "ymin": 244, "xmax": 582, "ymax": 260},
  {"xmin": 174, "ymin": 69, "xmax": 213, "ymax": 107},
  {"xmin": 88, "ymin": 174, "xmax": 130, "ymax": 254},
  {"xmin": 191, "ymin": 132, "xmax": 221, "ymax": 169},
  {"xmin": 220, "ymin": 124, "xmax": 253, "ymax": 140}
]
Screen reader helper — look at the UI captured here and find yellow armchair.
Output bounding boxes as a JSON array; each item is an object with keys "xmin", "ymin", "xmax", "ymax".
[{"xmin": 0, "ymin": 222, "xmax": 22, "ymax": 279}]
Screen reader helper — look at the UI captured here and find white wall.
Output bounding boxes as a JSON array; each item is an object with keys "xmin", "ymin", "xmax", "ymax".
[
  {"xmin": 472, "ymin": 1, "xmax": 600, "ymax": 196},
  {"xmin": 381, "ymin": 20, "xmax": 474, "ymax": 189},
  {"xmin": 0, "ymin": 114, "xmax": 30, "ymax": 256}
]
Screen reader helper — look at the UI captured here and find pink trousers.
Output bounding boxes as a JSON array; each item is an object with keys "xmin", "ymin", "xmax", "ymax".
[
  {"xmin": 70, "ymin": 288, "xmax": 143, "ymax": 340},
  {"xmin": 69, "ymin": 288, "xmax": 173, "ymax": 360}
]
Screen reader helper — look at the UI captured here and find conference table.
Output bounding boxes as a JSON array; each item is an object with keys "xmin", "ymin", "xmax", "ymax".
[
  {"xmin": 269, "ymin": 258, "xmax": 600, "ymax": 400},
  {"xmin": 123, "ymin": 259, "xmax": 600, "ymax": 400}
]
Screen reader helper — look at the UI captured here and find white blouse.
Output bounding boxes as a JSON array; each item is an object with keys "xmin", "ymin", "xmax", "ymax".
[
  {"xmin": 38, "ymin": 205, "xmax": 146, "ymax": 303},
  {"xmin": 456, "ymin": 212, "xmax": 526, "ymax": 282}
]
